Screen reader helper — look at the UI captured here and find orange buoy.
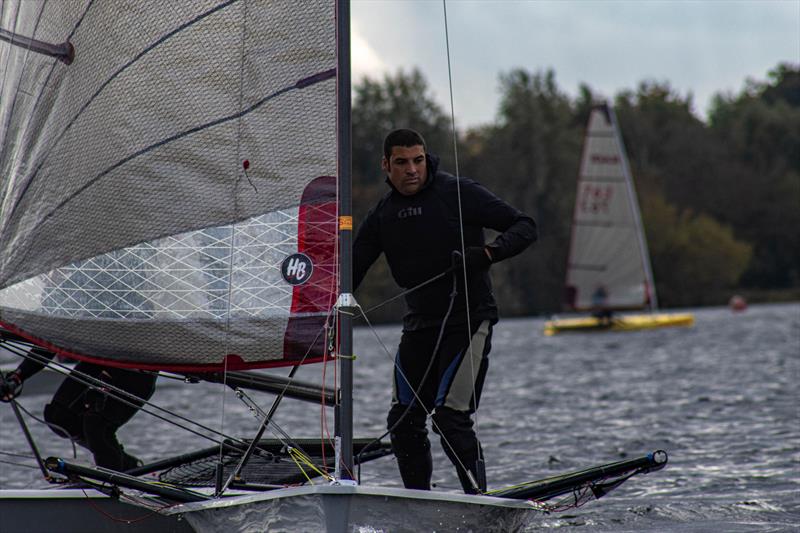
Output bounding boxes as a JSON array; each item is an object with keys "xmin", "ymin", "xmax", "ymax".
[{"xmin": 729, "ymin": 294, "xmax": 747, "ymax": 312}]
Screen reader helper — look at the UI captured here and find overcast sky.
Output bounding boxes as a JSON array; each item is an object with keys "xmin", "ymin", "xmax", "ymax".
[{"xmin": 351, "ymin": 0, "xmax": 800, "ymax": 129}]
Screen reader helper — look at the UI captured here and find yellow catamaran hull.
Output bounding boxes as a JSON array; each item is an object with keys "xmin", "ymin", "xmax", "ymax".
[{"xmin": 544, "ymin": 313, "xmax": 695, "ymax": 336}]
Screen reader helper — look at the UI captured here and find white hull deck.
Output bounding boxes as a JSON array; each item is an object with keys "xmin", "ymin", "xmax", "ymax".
[
  {"xmin": 167, "ymin": 484, "xmax": 537, "ymax": 533},
  {"xmin": 2, "ymin": 484, "xmax": 536, "ymax": 533}
]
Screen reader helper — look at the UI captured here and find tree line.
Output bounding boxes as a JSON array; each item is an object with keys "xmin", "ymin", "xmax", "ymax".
[{"xmin": 352, "ymin": 63, "xmax": 800, "ymax": 320}]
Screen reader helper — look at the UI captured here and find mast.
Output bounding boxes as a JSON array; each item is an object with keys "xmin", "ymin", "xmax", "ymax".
[
  {"xmin": 336, "ymin": 0, "xmax": 355, "ymax": 479},
  {"xmin": 606, "ymin": 103, "xmax": 658, "ymax": 311}
]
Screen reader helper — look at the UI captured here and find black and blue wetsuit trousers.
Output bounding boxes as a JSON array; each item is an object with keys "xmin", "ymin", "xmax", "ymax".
[{"xmin": 387, "ymin": 320, "xmax": 492, "ymax": 494}]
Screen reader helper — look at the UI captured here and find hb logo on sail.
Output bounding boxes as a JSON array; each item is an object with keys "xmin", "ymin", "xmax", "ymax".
[{"xmin": 282, "ymin": 253, "xmax": 314, "ymax": 285}]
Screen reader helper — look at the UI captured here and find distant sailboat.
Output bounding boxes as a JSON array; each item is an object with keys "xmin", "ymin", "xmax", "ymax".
[{"xmin": 545, "ymin": 103, "xmax": 694, "ymax": 335}]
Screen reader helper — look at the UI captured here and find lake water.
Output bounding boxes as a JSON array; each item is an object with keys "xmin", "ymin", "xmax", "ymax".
[{"xmin": 2, "ymin": 302, "xmax": 798, "ymax": 531}]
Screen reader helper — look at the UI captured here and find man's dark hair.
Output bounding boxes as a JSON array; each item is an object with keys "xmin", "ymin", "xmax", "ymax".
[{"xmin": 383, "ymin": 129, "xmax": 426, "ymax": 160}]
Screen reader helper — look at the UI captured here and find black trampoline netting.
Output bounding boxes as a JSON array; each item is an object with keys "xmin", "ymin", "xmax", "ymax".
[{"xmin": 152, "ymin": 438, "xmax": 391, "ymax": 488}]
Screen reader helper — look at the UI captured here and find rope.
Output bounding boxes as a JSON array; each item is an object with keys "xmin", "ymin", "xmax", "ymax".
[
  {"xmin": 441, "ymin": 0, "xmax": 483, "ymax": 492},
  {"xmin": 361, "ymin": 268, "xmax": 454, "ymax": 316},
  {"xmin": 288, "ymin": 447, "xmax": 334, "ymax": 484},
  {"xmin": 0, "ymin": 458, "xmax": 39, "ymax": 470}
]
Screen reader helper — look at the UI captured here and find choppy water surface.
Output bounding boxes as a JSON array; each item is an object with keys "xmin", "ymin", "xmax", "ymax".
[{"xmin": 2, "ymin": 303, "xmax": 798, "ymax": 531}]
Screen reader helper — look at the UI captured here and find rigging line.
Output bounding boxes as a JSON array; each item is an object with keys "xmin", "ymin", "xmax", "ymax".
[
  {"xmin": 0, "ymin": 450, "xmax": 35, "ymax": 459},
  {"xmin": 214, "ymin": 354, "xmax": 230, "ymax": 495},
  {"xmin": 231, "ymin": 388, "xmax": 303, "ymax": 457},
  {"xmin": 77, "ymin": 487, "xmax": 168, "ymax": 525},
  {"xmin": 13, "ymin": 400, "xmax": 78, "ymax": 459},
  {"xmin": 316, "ymin": 275, "xmax": 347, "ymax": 475},
  {"xmin": 2, "ymin": 344, "xmax": 246, "ymax": 447},
  {"xmin": 11, "ymin": 66, "xmax": 337, "ymax": 279},
  {"xmin": 9, "ymin": 399, "xmax": 52, "ymax": 481},
  {"xmin": 361, "ymin": 268, "xmax": 452, "ymax": 316},
  {"xmin": 442, "ymin": 0, "xmax": 482, "ymax": 491},
  {"xmin": 318, "ymin": 311, "xmax": 334, "ymax": 474},
  {"xmin": 216, "ymin": 0, "xmax": 249, "ymax": 478},
  {"xmin": 218, "ymin": 366, "xmax": 302, "ymax": 494},
  {"xmin": 321, "ymin": 304, "xmax": 343, "ymax": 474},
  {"xmin": 0, "ymin": 458, "xmax": 40, "ymax": 470},
  {"xmin": 2, "ymin": 0, "xmax": 239, "ymax": 232}
]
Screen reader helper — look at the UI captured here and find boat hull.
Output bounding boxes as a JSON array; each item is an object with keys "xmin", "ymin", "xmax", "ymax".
[
  {"xmin": 0, "ymin": 489, "xmax": 195, "ymax": 533},
  {"xmin": 544, "ymin": 312, "xmax": 695, "ymax": 335},
  {"xmin": 166, "ymin": 484, "xmax": 536, "ymax": 533}
]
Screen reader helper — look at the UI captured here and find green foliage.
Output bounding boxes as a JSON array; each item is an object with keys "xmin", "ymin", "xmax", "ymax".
[
  {"xmin": 707, "ymin": 62, "xmax": 800, "ymax": 287},
  {"xmin": 642, "ymin": 193, "xmax": 753, "ymax": 307},
  {"xmin": 459, "ymin": 69, "xmax": 581, "ymax": 313},
  {"xmin": 614, "ymin": 82, "xmax": 724, "ymax": 213}
]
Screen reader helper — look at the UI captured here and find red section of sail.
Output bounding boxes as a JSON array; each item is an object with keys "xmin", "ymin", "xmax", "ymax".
[
  {"xmin": 0, "ymin": 320, "xmax": 297, "ymax": 372},
  {"xmin": 283, "ymin": 175, "xmax": 338, "ymax": 361},
  {"xmin": 0, "ymin": 319, "xmax": 325, "ymax": 372}
]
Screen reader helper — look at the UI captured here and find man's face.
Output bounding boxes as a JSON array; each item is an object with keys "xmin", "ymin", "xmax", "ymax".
[{"xmin": 383, "ymin": 145, "xmax": 427, "ymax": 196}]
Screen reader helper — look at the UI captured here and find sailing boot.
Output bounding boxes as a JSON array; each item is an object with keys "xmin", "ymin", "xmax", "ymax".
[
  {"xmin": 445, "ymin": 441, "xmax": 485, "ymax": 495},
  {"xmin": 433, "ymin": 406, "xmax": 486, "ymax": 494},
  {"xmin": 388, "ymin": 404, "xmax": 433, "ymax": 490}
]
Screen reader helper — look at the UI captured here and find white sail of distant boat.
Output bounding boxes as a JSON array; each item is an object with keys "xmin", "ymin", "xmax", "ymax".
[
  {"xmin": 546, "ymin": 103, "xmax": 693, "ymax": 335},
  {"xmin": 0, "ymin": 2, "xmax": 668, "ymax": 531}
]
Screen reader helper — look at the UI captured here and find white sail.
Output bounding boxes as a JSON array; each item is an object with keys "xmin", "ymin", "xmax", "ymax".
[
  {"xmin": 564, "ymin": 103, "xmax": 656, "ymax": 312},
  {"xmin": 0, "ymin": 0, "xmax": 338, "ymax": 368}
]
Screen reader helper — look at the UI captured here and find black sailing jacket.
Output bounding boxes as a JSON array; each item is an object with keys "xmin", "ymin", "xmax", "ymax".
[{"xmin": 353, "ymin": 154, "xmax": 537, "ymax": 330}]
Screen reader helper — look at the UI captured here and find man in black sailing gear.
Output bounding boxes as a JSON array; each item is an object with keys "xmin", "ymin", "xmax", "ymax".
[
  {"xmin": 353, "ymin": 129, "xmax": 537, "ymax": 494},
  {"xmin": 1, "ymin": 347, "xmax": 157, "ymax": 472}
]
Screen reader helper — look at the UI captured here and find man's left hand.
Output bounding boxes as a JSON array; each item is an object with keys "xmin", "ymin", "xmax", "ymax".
[{"xmin": 462, "ymin": 246, "xmax": 493, "ymax": 273}]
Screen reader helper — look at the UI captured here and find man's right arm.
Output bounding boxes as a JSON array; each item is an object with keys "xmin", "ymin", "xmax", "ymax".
[
  {"xmin": 352, "ymin": 208, "xmax": 383, "ymax": 291},
  {"xmin": 14, "ymin": 347, "xmax": 55, "ymax": 381}
]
